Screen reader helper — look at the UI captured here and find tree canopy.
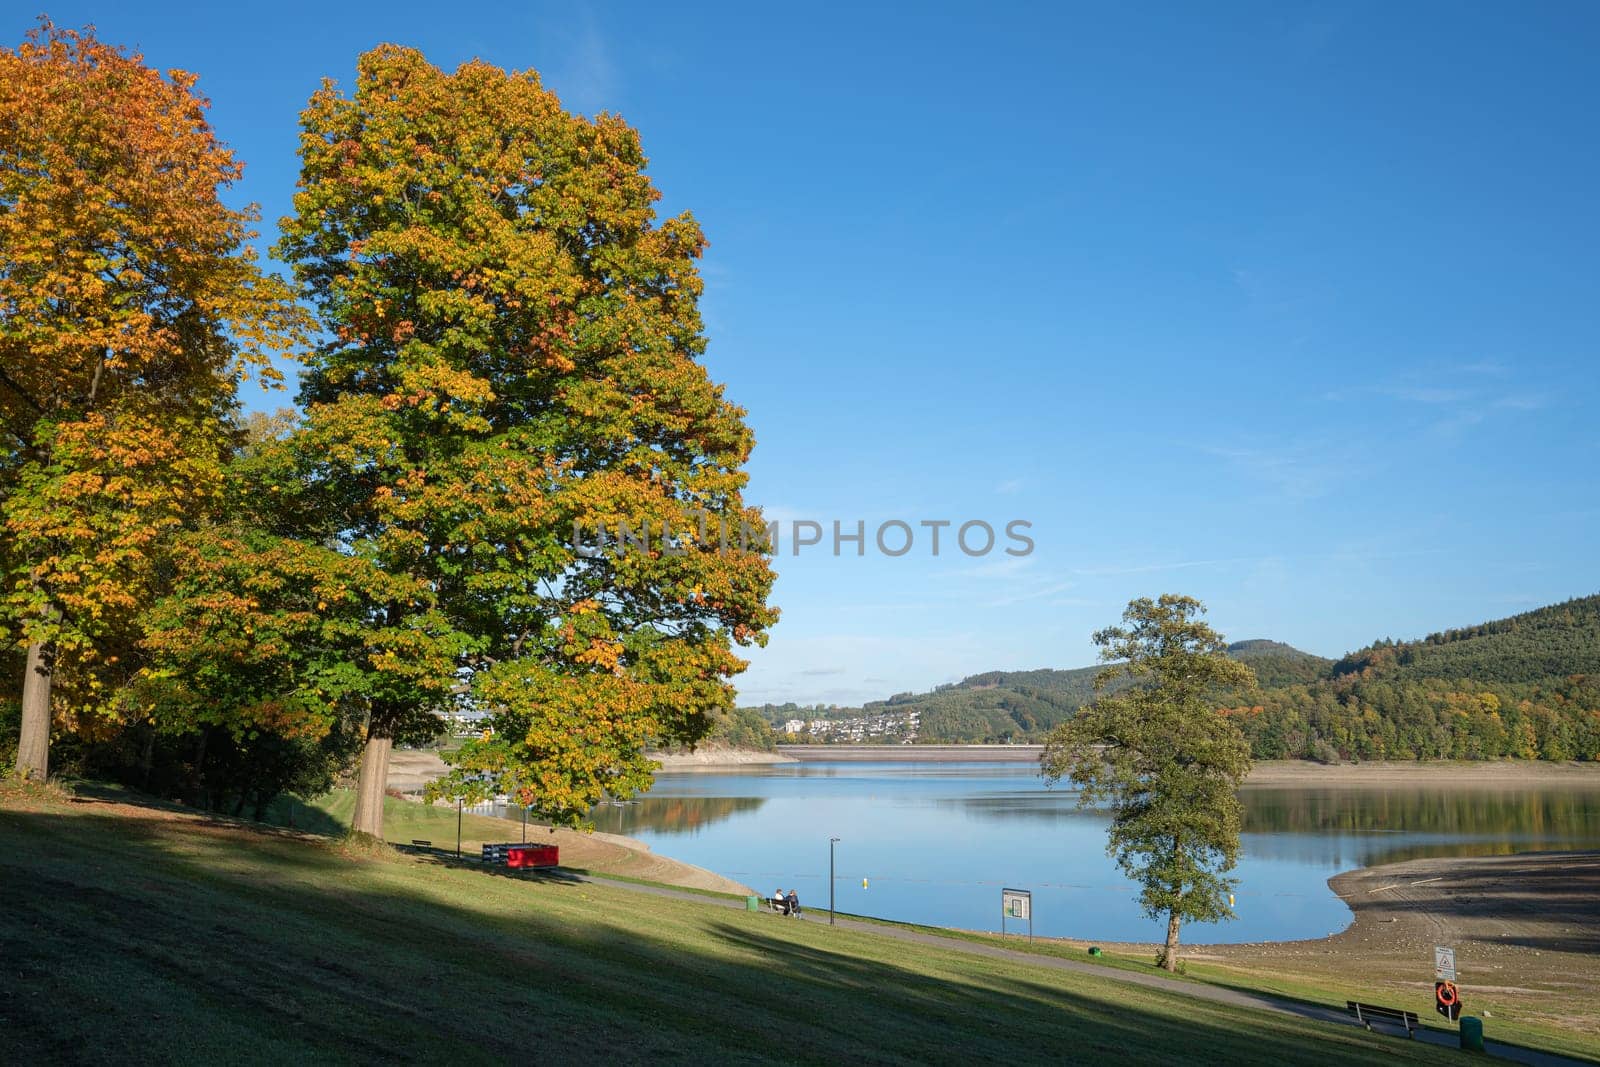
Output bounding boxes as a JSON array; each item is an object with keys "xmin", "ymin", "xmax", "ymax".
[
  {"xmin": 274, "ymin": 45, "xmax": 776, "ymax": 833},
  {"xmin": 1041, "ymin": 595, "xmax": 1256, "ymax": 971},
  {"xmin": 0, "ymin": 21, "xmax": 306, "ymax": 779}
]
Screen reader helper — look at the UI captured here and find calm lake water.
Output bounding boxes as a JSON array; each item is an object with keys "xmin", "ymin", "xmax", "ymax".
[{"xmin": 589, "ymin": 761, "xmax": 1600, "ymax": 943}]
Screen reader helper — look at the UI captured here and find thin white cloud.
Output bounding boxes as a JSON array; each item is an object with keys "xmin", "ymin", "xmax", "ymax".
[
  {"xmin": 983, "ymin": 579, "xmax": 1077, "ymax": 608},
  {"xmin": 1376, "ymin": 385, "xmax": 1472, "ymax": 405},
  {"xmin": 1203, "ymin": 444, "xmax": 1351, "ymax": 500},
  {"xmin": 543, "ymin": 10, "xmax": 618, "ymax": 116},
  {"xmin": 1071, "ymin": 556, "xmax": 1270, "ymax": 577},
  {"xmin": 1493, "ymin": 393, "xmax": 1549, "ymax": 411}
]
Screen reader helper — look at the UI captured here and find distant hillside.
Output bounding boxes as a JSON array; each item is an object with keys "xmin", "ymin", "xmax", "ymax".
[
  {"xmin": 1227, "ymin": 640, "xmax": 1334, "ymax": 688},
  {"xmin": 748, "ymin": 593, "xmax": 1600, "ymax": 761},
  {"xmin": 1331, "ymin": 595, "xmax": 1600, "ymax": 685},
  {"xmin": 855, "ymin": 641, "xmax": 1331, "ymax": 742},
  {"xmin": 755, "ymin": 641, "xmax": 1327, "ymax": 745}
]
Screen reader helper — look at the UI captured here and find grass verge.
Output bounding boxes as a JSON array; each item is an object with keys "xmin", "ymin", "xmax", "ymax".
[{"xmin": 1, "ymin": 781, "xmax": 1466, "ymax": 1066}]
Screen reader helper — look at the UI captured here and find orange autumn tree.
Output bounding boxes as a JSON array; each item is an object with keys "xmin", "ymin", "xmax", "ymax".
[
  {"xmin": 276, "ymin": 46, "xmax": 777, "ymax": 836},
  {"xmin": 0, "ymin": 23, "xmax": 305, "ymax": 779}
]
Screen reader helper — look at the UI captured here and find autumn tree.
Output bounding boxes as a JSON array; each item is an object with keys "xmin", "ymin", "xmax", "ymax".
[
  {"xmin": 1041, "ymin": 595, "xmax": 1256, "ymax": 971},
  {"xmin": 276, "ymin": 46, "xmax": 777, "ymax": 837},
  {"xmin": 0, "ymin": 23, "xmax": 305, "ymax": 779}
]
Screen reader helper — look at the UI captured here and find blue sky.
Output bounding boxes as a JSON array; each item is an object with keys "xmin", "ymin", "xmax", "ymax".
[{"xmin": 27, "ymin": 2, "xmax": 1600, "ymax": 704}]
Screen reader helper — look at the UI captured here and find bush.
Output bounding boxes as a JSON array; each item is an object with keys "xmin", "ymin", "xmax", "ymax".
[
  {"xmin": 1309, "ymin": 739, "xmax": 1342, "ymax": 765},
  {"xmin": 0, "ymin": 698, "xmax": 19, "ymax": 778}
]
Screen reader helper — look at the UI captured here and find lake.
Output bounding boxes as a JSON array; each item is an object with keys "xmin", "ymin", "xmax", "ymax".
[{"xmin": 589, "ymin": 760, "xmax": 1600, "ymax": 943}]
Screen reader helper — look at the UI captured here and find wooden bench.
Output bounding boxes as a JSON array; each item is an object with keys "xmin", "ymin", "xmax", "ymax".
[
  {"xmin": 411, "ymin": 839, "xmax": 432, "ymax": 847},
  {"xmin": 1347, "ymin": 1001, "xmax": 1419, "ymax": 1038}
]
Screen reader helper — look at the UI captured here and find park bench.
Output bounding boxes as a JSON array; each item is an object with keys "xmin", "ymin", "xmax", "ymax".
[
  {"xmin": 411, "ymin": 839, "xmax": 432, "ymax": 847},
  {"xmin": 1346, "ymin": 1001, "xmax": 1419, "ymax": 1038}
]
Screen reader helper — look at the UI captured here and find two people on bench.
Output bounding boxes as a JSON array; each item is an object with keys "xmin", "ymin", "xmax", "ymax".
[{"xmin": 771, "ymin": 888, "xmax": 801, "ymax": 916}]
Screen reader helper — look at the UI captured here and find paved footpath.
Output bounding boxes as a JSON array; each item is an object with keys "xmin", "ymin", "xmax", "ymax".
[{"xmin": 572, "ymin": 870, "xmax": 1590, "ymax": 1067}]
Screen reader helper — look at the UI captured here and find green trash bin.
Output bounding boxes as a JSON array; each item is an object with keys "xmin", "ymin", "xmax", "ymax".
[
  {"xmin": 746, "ymin": 895, "xmax": 761, "ymax": 912},
  {"xmin": 1460, "ymin": 1016, "xmax": 1484, "ymax": 1053}
]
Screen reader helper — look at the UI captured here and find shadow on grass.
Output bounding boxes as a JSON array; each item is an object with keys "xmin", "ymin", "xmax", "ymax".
[{"xmin": 0, "ymin": 797, "xmax": 1475, "ymax": 1067}]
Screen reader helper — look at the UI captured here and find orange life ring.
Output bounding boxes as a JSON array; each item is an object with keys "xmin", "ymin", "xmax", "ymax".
[{"xmin": 1437, "ymin": 981, "xmax": 1458, "ymax": 1006}]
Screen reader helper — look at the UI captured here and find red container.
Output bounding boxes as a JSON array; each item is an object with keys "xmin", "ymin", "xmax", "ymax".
[{"xmin": 507, "ymin": 844, "xmax": 558, "ymax": 868}]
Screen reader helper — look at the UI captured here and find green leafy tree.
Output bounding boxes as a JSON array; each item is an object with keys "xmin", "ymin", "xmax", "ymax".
[
  {"xmin": 276, "ymin": 46, "xmax": 777, "ymax": 835},
  {"xmin": 1041, "ymin": 595, "xmax": 1256, "ymax": 971}
]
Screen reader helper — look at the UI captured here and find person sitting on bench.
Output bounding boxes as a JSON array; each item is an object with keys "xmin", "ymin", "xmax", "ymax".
[
  {"xmin": 771, "ymin": 888, "xmax": 790, "ymax": 915},
  {"xmin": 785, "ymin": 889, "xmax": 801, "ymax": 918}
]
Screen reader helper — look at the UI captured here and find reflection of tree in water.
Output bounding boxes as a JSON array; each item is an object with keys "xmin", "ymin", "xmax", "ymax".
[
  {"xmin": 1241, "ymin": 787, "xmax": 1600, "ymax": 837},
  {"xmin": 935, "ymin": 794, "xmax": 1104, "ymax": 823},
  {"xmin": 589, "ymin": 795, "xmax": 767, "ymax": 835},
  {"xmin": 1239, "ymin": 787, "xmax": 1600, "ymax": 868}
]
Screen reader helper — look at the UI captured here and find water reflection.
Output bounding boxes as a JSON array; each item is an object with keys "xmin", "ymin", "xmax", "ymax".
[
  {"xmin": 588, "ymin": 762, "xmax": 1600, "ymax": 942},
  {"xmin": 590, "ymin": 795, "xmax": 766, "ymax": 836}
]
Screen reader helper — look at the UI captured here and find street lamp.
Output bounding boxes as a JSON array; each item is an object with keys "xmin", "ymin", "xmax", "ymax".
[{"xmin": 829, "ymin": 836, "xmax": 841, "ymax": 925}]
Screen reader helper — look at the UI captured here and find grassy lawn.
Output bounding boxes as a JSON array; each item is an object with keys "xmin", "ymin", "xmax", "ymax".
[
  {"xmin": 260, "ymin": 789, "xmax": 531, "ymax": 852},
  {"xmin": 824, "ymin": 919, "xmax": 1600, "ymax": 1063},
  {"xmin": 0, "ymin": 782, "xmax": 1462, "ymax": 1066}
]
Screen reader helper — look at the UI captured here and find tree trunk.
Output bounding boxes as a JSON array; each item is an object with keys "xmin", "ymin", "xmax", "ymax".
[
  {"xmin": 193, "ymin": 727, "xmax": 211, "ymax": 809},
  {"xmin": 138, "ymin": 727, "xmax": 156, "ymax": 789},
  {"xmin": 350, "ymin": 727, "xmax": 393, "ymax": 839},
  {"xmin": 1162, "ymin": 908, "xmax": 1182, "ymax": 972},
  {"xmin": 15, "ymin": 640, "xmax": 54, "ymax": 781}
]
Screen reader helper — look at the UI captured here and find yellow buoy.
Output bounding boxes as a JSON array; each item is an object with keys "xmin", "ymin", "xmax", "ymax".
[{"xmin": 862, "ymin": 878, "xmax": 869, "ymax": 889}]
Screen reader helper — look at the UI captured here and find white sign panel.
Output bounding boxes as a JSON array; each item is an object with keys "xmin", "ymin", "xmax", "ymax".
[
  {"xmin": 1002, "ymin": 888, "xmax": 1031, "ymax": 920},
  {"xmin": 1434, "ymin": 945, "xmax": 1456, "ymax": 982}
]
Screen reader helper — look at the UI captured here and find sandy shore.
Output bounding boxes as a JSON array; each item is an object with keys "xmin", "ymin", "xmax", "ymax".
[
  {"xmin": 1195, "ymin": 850, "xmax": 1600, "ymax": 1039},
  {"xmin": 1244, "ymin": 759, "xmax": 1600, "ymax": 787},
  {"xmin": 1016, "ymin": 849, "xmax": 1600, "ymax": 1043},
  {"xmin": 389, "ymin": 748, "xmax": 797, "ymax": 790},
  {"xmin": 781, "ymin": 746, "xmax": 1600, "ymax": 786},
  {"xmin": 387, "ymin": 749, "xmax": 452, "ymax": 793},
  {"xmin": 779, "ymin": 744, "xmax": 1044, "ymax": 762},
  {"xmin": 651, "ymin": 748, "xmax": 797, "ymax": 770}
]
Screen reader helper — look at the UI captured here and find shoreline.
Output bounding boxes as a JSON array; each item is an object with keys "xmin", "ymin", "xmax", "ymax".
[
  {"xmin": 650, "ymin": 748, "xmax": 797, "ymax": 771},
  {"xmin": 778, "ymin": 744, "xmax": 1043, "ymax": 762},
  {"xmin": 950, "ymin": 848, "xmax": 1600, "ymax": 1043},
  {"xmin": 779, "ymin": 746, "xmax": 1600, "ymax": 785}
]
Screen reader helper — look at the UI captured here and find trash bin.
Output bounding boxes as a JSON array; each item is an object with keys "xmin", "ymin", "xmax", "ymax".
[
  {"xmin": 1460, "ymin": 1016, "xmax": 1484, "ymax": 1052},
  {"xmin": 507, "ymin": 844, "xmax": 558, "ymax": 868},
  {"xmin": 746, "ymin": 895, "xmax": 762, "ymax": 912}
]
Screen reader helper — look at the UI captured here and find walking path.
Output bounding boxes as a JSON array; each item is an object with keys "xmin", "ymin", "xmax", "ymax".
[{"xmin": 574, "ymin": 869, "xmax": 1587, "ymax": 1067}]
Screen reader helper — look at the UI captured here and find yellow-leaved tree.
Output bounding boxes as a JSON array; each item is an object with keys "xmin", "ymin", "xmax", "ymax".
[
  {"xmin": 0, "ymin": 22, "xmax": 306, "ymax": 779},
  {"xmin": 275, "ymin": 46, "xmax": 777, "ymax": 837}
]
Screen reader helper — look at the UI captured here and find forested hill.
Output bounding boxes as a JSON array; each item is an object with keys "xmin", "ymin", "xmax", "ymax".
[
  {"xmin": 750, "ymin": 594, "xmax": 1600, "ymax": 761},
  {"xmin": 1331, "ymin": 595, "xmax": 1600, "ymax": 685},
  {"xmin": 1226, "ymin": 640, "xmax": 1333, "ymax": 688},
  {"xmin": 752, "ymin": 640, "xmax": 1330, "ymax": 746}
]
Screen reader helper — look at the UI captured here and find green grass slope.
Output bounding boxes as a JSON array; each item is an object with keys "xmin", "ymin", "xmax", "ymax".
[{"xmin": 1, "ymin": 786, "xmax": 1456, "ymax": 1066}]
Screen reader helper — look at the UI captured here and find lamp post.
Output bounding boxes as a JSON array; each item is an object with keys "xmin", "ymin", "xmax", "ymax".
[
  {"xmin": 829, "ymin": 836, "xmax": 840, "ymax": 925},
  {"xmin": 456, "ymin": 796, "xmax": 463, "ymax": 858}
]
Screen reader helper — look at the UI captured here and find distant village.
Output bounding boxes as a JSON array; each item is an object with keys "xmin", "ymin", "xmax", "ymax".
[{"xmin": 779, "ymin": 708, "xmax": 921, "ymax": 744}]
